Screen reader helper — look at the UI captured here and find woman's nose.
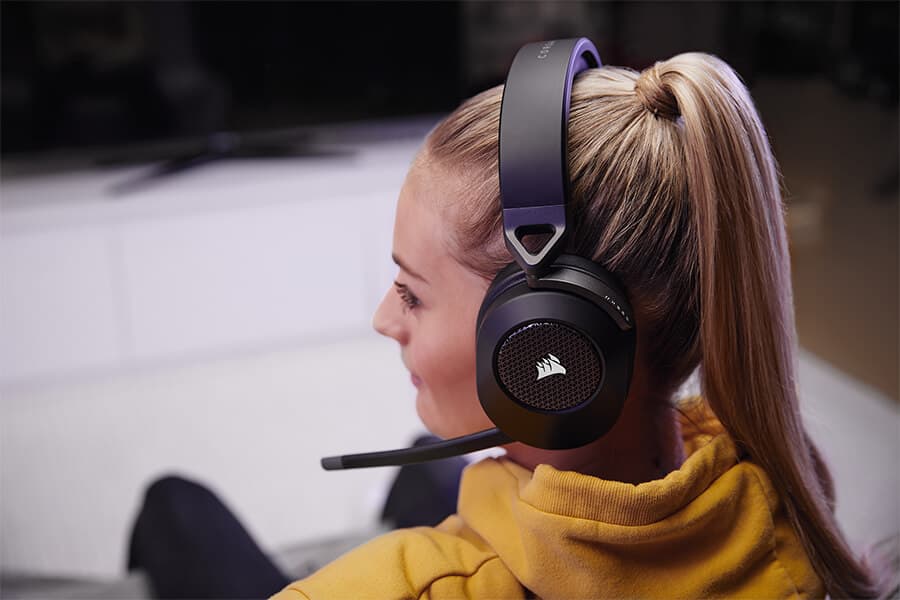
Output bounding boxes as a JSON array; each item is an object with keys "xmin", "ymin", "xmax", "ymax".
[{"xmin": 372, "ymin": 288, "xmax": 407, "ymax": 344}]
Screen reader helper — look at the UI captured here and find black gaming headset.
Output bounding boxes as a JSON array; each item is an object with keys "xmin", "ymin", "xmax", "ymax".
[{"xmin": 322, "ymin": 37, "xmax": 636, "ymax": 470}]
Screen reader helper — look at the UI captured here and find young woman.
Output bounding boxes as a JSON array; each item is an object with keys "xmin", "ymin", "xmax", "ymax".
[{"xmin": 272, "ymin": 53, "xmax": 884, "ymax": 599}]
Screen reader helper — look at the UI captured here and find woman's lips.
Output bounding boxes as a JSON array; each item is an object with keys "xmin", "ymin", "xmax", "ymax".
[{"xmin": 411, "ymin": 374, "xmax": 423, "ymax": 388}]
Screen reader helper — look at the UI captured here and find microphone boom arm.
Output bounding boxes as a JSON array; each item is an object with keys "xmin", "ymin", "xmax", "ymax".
[{"xmin": 321, "ymin": 428, "xmax": 513, "ymax": 470}]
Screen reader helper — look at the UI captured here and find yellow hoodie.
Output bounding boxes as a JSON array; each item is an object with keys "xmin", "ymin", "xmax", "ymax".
[{"xmin": 272, "ymin": 398, "xmax": 824, "ymax": 599}]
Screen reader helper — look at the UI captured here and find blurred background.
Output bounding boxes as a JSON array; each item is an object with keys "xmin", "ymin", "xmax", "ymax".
[{"xmin": 1, "ymin": 1, "xmax": 897, "ymax": 596}]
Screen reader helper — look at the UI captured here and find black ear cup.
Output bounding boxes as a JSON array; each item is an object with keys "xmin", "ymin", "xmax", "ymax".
[
  {"xmin": 475, "ymin": 256, "xmax": 636, "ymax": 449},
  {"xmin": 497, "ymin": 321, "xmax": 603, "ymax": 412}
]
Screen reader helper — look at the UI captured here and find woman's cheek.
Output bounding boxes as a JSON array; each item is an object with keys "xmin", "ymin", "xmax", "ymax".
[
  {"xmin": 410, "ymin": 335, "xmax": 450, "ymax": 430},
  {"xmin": 412, "ymin": 323, "xmax": 441, "ymax": 382}
]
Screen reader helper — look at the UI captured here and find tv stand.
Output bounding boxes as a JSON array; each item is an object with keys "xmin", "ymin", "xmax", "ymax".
[{"xmin": 105, "ymin": 129, "xmax": 354, "ymax": 196}]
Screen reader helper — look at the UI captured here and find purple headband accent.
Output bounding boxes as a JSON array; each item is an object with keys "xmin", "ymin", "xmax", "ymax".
[{"xmin": 561, "ymin": 39, "xmax": 601, "ymax": 148}]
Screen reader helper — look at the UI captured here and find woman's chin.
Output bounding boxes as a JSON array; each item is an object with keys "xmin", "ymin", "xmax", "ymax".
[
  {"xmin": 414, "ymin": 394, "xmax": 457, "ymax": 440},
  {"xmin": 415, "ymin": 394, "xmax": 445, "ymax": 438}
]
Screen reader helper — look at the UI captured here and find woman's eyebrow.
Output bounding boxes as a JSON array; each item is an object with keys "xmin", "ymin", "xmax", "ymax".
[{"xmin": 392, "ymin": 253, "xmax": 429, "ymax": 284}]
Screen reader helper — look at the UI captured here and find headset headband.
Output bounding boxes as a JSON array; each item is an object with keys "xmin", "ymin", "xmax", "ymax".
[{"xmin": 498, "ymin": 38, "xmax": 601, "ymax": 281}]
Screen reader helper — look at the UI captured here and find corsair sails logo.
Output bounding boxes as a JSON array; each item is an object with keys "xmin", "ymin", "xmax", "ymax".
[{"xmin": 535, "ymin": 353, "xmax": 567, "ymax": 381}]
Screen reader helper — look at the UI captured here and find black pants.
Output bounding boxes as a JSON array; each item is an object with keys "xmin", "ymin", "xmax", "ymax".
[
  {"xmin": 127, "ymin": 475, "xmax": 290, "ymax": 599},
  {"xmin": 128, "ymin": 437, "xmax": 467, "ymax": 599}
]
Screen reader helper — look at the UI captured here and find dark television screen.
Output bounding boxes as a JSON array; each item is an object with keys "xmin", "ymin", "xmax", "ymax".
[{"xmin": 1, "ymin": 1, "xmax": 463, "ymax": 156}]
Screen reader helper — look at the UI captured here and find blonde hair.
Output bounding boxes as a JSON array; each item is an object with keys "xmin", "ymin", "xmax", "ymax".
[{"xmin": 420, "ymin": 53, "xmax": 883, "ymax": 598}]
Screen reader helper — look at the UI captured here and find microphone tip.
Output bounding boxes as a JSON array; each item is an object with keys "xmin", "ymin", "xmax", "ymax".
[{"xmin": 321, "ymin": 455, "xmax": 344, "ymax": 470}]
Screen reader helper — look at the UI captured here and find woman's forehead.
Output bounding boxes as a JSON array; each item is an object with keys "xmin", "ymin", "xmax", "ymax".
[
  {"xmin": 393, "ymin": 162, "xmax": 454, "ymax": 280},
  {"xmin": 393, "ymin": 159, "xmax": 494, "ymax": 297}
]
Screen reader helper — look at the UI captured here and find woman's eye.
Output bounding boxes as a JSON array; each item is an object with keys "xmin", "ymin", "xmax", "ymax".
[{"xmin": 393, "ymin": 281, "xmax": 420, "ymax": 311}]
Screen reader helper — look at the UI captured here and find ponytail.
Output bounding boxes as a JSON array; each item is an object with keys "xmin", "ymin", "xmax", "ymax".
[{"xmin": 651, "ymin": 53, "xmax": 882, "ymax": 598}]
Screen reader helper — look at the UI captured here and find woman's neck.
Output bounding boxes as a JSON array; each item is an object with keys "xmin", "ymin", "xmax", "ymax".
[{"xmin": 503, "ymin": 392, "xmax": 685, "ymax": 484}]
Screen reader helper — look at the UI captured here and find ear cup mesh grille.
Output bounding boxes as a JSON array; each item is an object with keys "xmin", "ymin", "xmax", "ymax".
[{"xmin": 496, "ymin": 322, "xmax": 603, "ymax": 411}]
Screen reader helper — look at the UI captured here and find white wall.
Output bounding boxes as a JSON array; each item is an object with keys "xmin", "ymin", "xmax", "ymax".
[{"xmin": 1, "ymin": 128, "xmax": 424, "ymax": 385}]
